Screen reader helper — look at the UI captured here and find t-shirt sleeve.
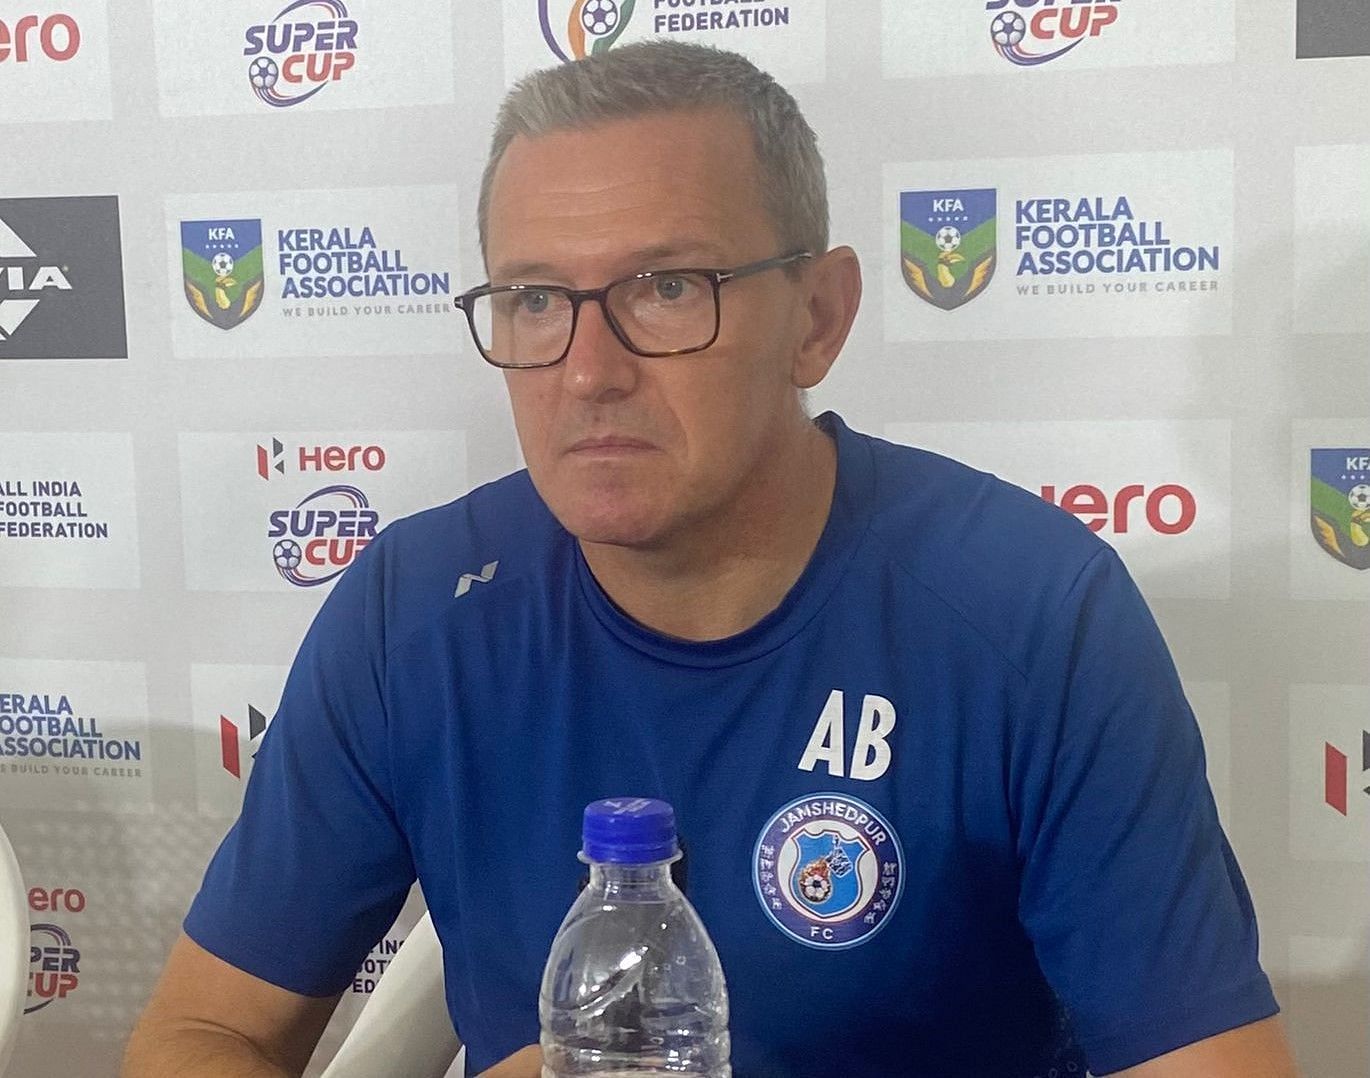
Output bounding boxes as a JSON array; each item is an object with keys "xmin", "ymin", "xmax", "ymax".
[
  {"xmin": 183, "ymin": 545, "xmax": 416, "ymax": 996},
  {"xmin": 1012, "ymin": 547, "xmax": 1278, "ymax": 1075}
]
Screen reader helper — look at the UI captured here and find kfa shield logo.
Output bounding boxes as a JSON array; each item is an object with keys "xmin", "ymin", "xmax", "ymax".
[
  {"xmin": 1310, "ymin": 448, "xmax": 1370, "ymax": 571},
  {"xmin": 900, "ymin": 189, "xmax": 996, "ymax": 311},
  {"xmin": 754, "ymin": 794, "xmax": 903, "ymax": 950},
  {"xmin": 181, "ymin": 219, "xmax": 264, "ymax": 330},
  {"xmin": 540, "ymin": 0, "xmax": 637, "ymax": 61}
]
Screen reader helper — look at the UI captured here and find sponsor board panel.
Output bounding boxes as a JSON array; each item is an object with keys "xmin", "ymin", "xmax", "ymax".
[
  {"xmin": 1297, "ymin": 0, "xmax": 1370, "ymax": 58},
  {"xmin": 188, "ymin": 664, "xmax": 289, "ymax": 817},
  {"xmin": 0, "ymin": 433, "xmax": 139, "ymax": 589},
  {"xmin": 1289, "ymin": 421, "xmax": 1370, "ymax": 598},
  {"xmin": 883, "ymin": 419, "xmax": 1232, "ymax": 599},
  {"xmin": 1294, "ymin": 144, "xmax": 1370, "ymax": 335},
  {"xmin": 502, "ymin": 0, "xmax": 826, "ymax": 86},
  {"xmin": 153, "ymin": 0, "xmax": 455, "ymax": 117},
  {"xmin": 0, "ymin": 195, "xmax": 128, "ymax": 361},
  {"xmin": 0, "ymin": 2, "xmax": 113, "ymax": 123},
  {"xmin": 178, "ymin": 430, "xmax": 466, "ymax": 592},
  {"xmin": 1284, "ymin": 935, "xmax": 1370, "ymax": 1077},
  {"xmin": 882, "ymin": 0, "xmax": 1234, "ymax": 79},
  {"xmin": 0, "ymin": 659, "xmax": 151, "ymax": 812},
  {"xmin": 1289, "ymin": 684, "xmax": 1370, "ymax": 863},
  {"xmin": 883, "ymin": 150, "xmax": 1233, "ymax": 342},
  {"xmin": 165, "ymin": 186, "xmax": 462, "ymax": 359}
]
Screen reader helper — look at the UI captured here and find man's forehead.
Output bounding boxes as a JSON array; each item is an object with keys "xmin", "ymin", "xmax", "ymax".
[{"xmin": 484, "ymin": 107, "xmax": 771, "ymax": 276}]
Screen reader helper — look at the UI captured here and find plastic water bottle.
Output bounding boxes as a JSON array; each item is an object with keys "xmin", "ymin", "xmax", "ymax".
[{"xmin": 539, "ymin": 797, "xmax": 731, "ymax": 1077}]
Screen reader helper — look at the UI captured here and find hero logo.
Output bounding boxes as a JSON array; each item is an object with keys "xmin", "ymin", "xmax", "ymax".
[
  {"xmin": 1040, "ymin": 483, "xmax": 1196, "ymax": 535},
  {"xmin": 220, "ymin": 703, "xmax": 269, "ymax": 779},
  {"xmin": 243, "ymin": 0, "xmax": 358, "ymax": 108},
  {"xmin": 987, "ymin": 0, "xmax": 1119, "ymax": 67},
  {"xmin": 0, "ymin": 213, "xmax": 72, "ymax": 344},
  {"xmin": 26, "ymin": 886, "xmax": 83, "ymax": 1014},
  {"xmin": 256, "ymin": 436, "xmax": 386, "ymax": 480},
  {"xmin": 268, "ymin": 484, "xmax": 377, "ymax": 587},
  {"xmin": 0, "ymin": 13, "xmax": 81, "ymax": 63}
]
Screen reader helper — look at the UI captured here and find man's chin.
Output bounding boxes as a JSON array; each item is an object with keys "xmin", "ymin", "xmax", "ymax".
[{"xmin": 549, "ymin": 501, "xmax": 667, "ymax": 550}]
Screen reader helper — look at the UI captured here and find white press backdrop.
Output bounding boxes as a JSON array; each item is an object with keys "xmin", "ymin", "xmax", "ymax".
[{"xmin": 1, "ymin": 1, "xmax": 1368, "ymax": 1075}]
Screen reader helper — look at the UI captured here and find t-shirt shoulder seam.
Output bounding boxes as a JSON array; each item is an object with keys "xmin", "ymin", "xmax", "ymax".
[{"xmin": 867, "ymin": 519, "xmax": 1029, "ymax": 684}]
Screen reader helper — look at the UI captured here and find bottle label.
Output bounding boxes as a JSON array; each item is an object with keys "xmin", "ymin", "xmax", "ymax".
[{"xmin": 751, "ymin": 792, "xmax": 904, "ymax": 950}]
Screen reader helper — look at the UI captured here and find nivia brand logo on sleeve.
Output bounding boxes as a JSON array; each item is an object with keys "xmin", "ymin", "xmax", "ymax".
[{"xmin": 455, "ymin": 561, "xmax": 499, "ymax": 597}]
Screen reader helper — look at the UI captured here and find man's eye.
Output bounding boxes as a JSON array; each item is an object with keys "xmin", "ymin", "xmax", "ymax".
[
  {"xmin": 654, "ymin": 276, "xmax": 689, "ymax": 301},
  {"xmin": 517, "ymin": 290, "xmax": 551, "ymax": 314}
]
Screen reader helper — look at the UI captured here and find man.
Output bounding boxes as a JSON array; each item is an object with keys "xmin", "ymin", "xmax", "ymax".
[{"xmin": 124, "ymin": 42, "xmax": 1300, "ymax": 1078}]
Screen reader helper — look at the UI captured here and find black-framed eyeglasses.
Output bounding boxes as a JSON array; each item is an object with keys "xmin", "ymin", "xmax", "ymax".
[{"xmin": 453, "ymin": 250, "xmax": 813, "ymax": 369}]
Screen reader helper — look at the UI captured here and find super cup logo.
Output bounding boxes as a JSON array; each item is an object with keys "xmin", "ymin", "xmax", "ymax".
[
  {"xmin": 243, "ymin": 0, "xmax": 358, "ymax": 108},
  {"xmin": 754, "ymin": 794, "xmax": 903, "ymax": 950},
  {"xmin": 26, "ymin": 886, "xmax": 84, "ymax": 1014},
  {"xmin": 267, "ymin": 484, "xmax": 377, "ymax": 587},
  {"xmin": 986, "ymin": 0, "xmax": 1119, "ymax": 67}
]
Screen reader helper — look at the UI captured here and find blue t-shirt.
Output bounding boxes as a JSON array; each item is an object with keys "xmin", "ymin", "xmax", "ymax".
[{"xmin": 185, "ymin": 412, "xmax": 1277, "ymax": 1076}]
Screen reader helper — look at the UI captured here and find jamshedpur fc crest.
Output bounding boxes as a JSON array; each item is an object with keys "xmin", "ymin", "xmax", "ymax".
[
  {"xmin": 181, "ymin": 219, "xmax": 264, "ymax": 330},
  {"xmin": 1311, "ymin": 448, "xmax": 1370, "ymax": 571},
  {"xmin": 900, "ymin": 188, "xmax": 996, "ymax": 311},
  {"xmin": 540, "ymin": 0, "xmax": 637, "ymax": 62}
]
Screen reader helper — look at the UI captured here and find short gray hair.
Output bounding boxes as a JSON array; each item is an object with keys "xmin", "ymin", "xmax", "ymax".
[{"xmin": 477, "ymin": 40, "xmax": 828, "ymax": 262}]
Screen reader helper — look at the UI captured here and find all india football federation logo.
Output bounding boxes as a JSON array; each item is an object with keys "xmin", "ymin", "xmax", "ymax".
[
  {"xmin": 753, "ymin": 794, "xmax": 903, "ymax": 950},
  {"xmin": 900, "ymin": 189, "xmax": 997, "ymax": 311},
  {"xmin": 1310, "ymin": 449, "xmax": 1370, "ymax": 571},
  {"xmin": 181, "ymin": 219, "xmax": 264, "ymax": 330},
  {"xmin": 987, "ymin": 0, "xmax": 1119, "ymax": 67},
  {"xmin": 243, "ymin": 0, "xmax": 358, "ymax": 107},
  {"xmin": 540, "ymin": 0, "xmax": 636, "ymax": 61}
]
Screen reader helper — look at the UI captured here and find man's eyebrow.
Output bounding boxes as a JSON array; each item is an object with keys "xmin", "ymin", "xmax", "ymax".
[{"xmin": 490, "ymin": 242, "xmax": 732, "ymax": 283}]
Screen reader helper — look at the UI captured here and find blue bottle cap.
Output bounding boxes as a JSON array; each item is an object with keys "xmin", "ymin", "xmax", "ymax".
[{"xmin": 582, "ymin": 797, "xmax": 679, "ymax": 864}]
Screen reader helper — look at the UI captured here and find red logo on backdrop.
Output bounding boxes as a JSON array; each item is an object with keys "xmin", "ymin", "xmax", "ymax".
[
  {"xmin": 1040, "ymin": 483, "xmax": 1197, "ymax": 535},
  {"xmin": 26, "ymin": 886, "xmax": 83, "ymax": 1014},
  {"xmin": 221, "ymin": 703, "xmax": 269, "ymax": 779},
  {"xmin": 256, "ymin": 436, "xmax": 386, "ymax": 481},
  {"xmin": 0, "ymin": 13, "xmax": 81, "ymax": 63},
  {"xmin": 1325, "ymin": 730, "xmax": 1370, "ymax": 816}
]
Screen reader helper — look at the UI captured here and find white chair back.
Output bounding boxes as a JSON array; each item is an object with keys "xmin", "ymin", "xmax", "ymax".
[
  {"xmin": 319, "ymin": 910, "xmax": 461, "ymax": 1078},
  {"xmin": 0, "ymin": 821, "xmax": 28, "ymax": 1077}
]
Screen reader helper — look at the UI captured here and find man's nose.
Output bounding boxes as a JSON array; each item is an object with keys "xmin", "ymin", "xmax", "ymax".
[{"xmin": 560, "ymin": 297, "xmax": 640, "ymax": 402}]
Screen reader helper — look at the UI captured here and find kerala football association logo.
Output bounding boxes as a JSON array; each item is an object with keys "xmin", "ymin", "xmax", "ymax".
[
  {"xmin": 1310, "ymin": 448, "xmax": 1370, "ymax": 571},
  {"xmin": 900, "ymin": 189, "xmax": 996, "ymax": 311},
  {"xmin": 540, "ymin": 0, "xmax": 636, "ymax": 61},
  {"xmin": 181, "ymin": 219, "xmax": 265, "ymax": 330},
  {"xmin": 753, "ymin": 793, "xmax": 903, "ymax": 950}
]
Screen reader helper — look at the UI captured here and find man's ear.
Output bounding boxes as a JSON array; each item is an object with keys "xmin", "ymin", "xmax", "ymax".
[{"xmin": 791, "ymin": 246, "xmax": 862, "ymax": 390}]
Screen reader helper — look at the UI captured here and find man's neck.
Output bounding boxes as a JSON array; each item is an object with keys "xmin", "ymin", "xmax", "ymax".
[{"xmin": 578, "ymin": 419, "xmax": 839, "ymax": 642}]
